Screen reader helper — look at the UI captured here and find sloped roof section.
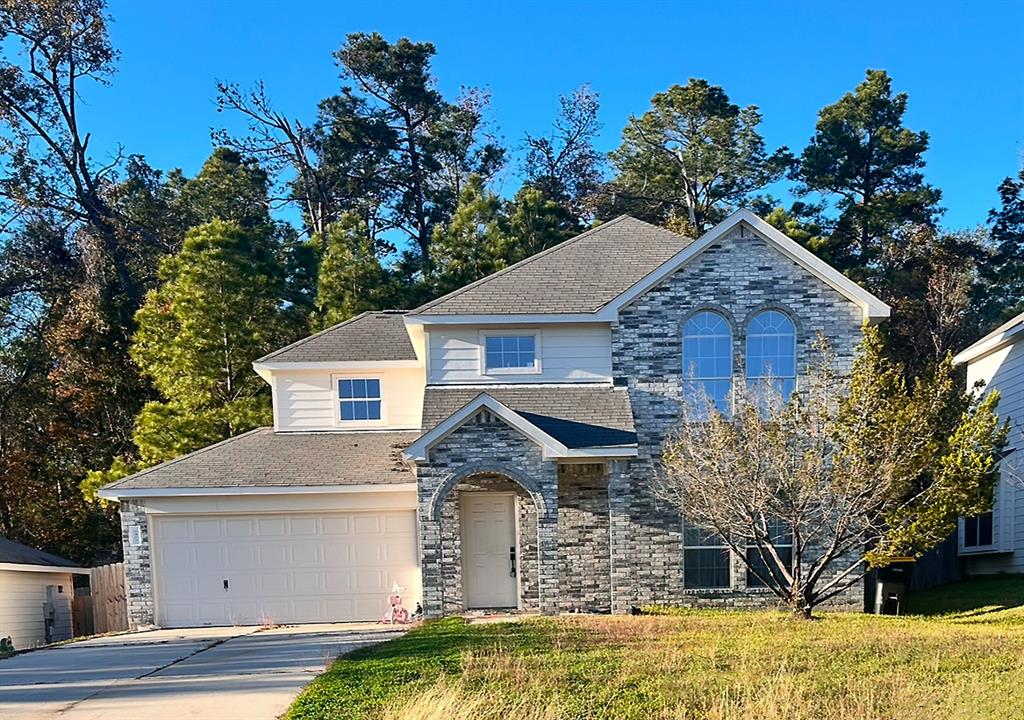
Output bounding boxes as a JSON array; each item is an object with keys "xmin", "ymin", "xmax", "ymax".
[
  {"xmin": 421, "ymin": 384, "xmax": 636, "ymax": 448},
  {"xmin": 0, "ymin": 536, "xmax": 79, "ymax": 568},
  {"xmin": 954, "ymin": 309, "xmax": 1024, "ymax": 365},
  {"xmin": 410, "ymin": 216, "xmax": 694, "ymax": 316},
  {"xmin": 256, "ymin": 311, "xmax": 416, "ymax": 364},
  {"xmin": 100, "ymin": 428, "xmax": 418, "ymax": 494}
]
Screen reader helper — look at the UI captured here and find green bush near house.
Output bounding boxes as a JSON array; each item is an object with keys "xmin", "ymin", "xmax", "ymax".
[{"xmin": 287, "ymin": 577, "xmax": 1024, "ymax": 720}]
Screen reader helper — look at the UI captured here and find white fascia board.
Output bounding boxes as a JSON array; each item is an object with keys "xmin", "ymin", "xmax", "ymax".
[
  {"xmin": 252, "ymin": 360, "xmax": 421, "ymax": 372},
  {"xmin": 953, "ymin": 319, "xmax": 1024, "ymax": 366},
  {"xmin": 403, "ymin": 394, "xmax": 568, "ymax": 462},
  {"xmin": 0, "ymin": 562, "xmax": 90, "ymax": 574},
  {"xmin": 98, "ymin": 482, "xmax": 418, "ymax": 501},
  {"xmin": 600, "ymin": 209, "xmax": 891, "ymax": 323},
  {"xmin": 404, "ymin": 313, "xmax": 606, "ymax": 326},
  {"xmin": 549, "ymin": 447, "xmax": 639, "ymax": 459}
]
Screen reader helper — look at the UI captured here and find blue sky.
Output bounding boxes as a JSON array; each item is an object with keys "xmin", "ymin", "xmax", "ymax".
[{"xmin": 89, "ymin": 0, "xmax": 1023, "ymax": 230}]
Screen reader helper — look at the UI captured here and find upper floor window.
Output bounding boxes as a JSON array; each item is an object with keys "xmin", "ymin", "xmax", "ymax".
[
  {"xmin": 964, "ymin": 512, "xmax": 994, "ymax": 548},
  {"xmin": 483, "ymin": 333, "xmax": 539, "ymax": 374},
  {"xmin": 682, "ymin": 311, "xmax": 732, "ymax": 413},
  {"xmin": 746, "ymin": 310, "xmax": 796, "ymax": 400},
  {"xmin": 338, "ymin": 378, "xmax": 382, "ymax": 421}
]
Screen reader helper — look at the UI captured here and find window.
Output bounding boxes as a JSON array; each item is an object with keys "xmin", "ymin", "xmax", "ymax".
[
  {"xmin": 682, "ymin": 311, "xmax": 732, "ymax": 413},
  {"xmin": 484, "ymin": 333, "xmax": 538, "ymax": 373},
  {"xmin": 746, "ymin": 517, "xmax": 793, "ymax": 588},
  {"xmin": 683, "ymin": 522, "xmax": 730, "ymax": 588},
  {"xmin": 746, "ymin": 310, "xmax": 796, "ymax": 400},
  {"xmin": 338, "ymin": 378, "xmax": 382, "ymax": 421},
  {"xmin": 964, "ymin": 512, "xmax": 994, "ymax": 548}
]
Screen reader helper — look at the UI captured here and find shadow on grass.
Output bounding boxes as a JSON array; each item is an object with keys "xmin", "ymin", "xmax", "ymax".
[{"xmin": 906, "ymin": 575, "xmax": 1024, "ymax": 617}]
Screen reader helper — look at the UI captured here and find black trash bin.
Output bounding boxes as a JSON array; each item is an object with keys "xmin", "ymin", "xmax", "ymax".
[{"xmin": 873, "ymin": 558, "xmax": 916, "ymax": 615}]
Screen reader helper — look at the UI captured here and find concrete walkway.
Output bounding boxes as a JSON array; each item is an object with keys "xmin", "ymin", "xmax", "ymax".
[{"xmin": 0, "ymin": 624, "xmax": 404, "ymax": 719}]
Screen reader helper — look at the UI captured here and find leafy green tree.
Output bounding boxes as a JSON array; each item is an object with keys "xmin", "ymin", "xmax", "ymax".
[
  {"xmin": 430, "ymin": 175, "xmax": 510, "ymax": 296},
  {"xmin": 791, "ymin": 70, "xmax": 941, "ymax": 283},
  {"xmin": 316, "ymin": 212, "xmax": 397, "ymax": 327},
  {"xmin": 128, "ymin": 219, "xmax": 295, "ymax": 466},
  {"xmin": 978, "ymin": 168, "xmax": 1024, "ymax": 323},
  {"xmin": 602, "ymin": 79, "xmax": 790, "ymax": 233}
]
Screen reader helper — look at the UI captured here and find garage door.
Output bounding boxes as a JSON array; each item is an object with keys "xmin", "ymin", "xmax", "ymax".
[{"xmin": 151, "ymin": 511, "xmax": 420, "ymax": 627}]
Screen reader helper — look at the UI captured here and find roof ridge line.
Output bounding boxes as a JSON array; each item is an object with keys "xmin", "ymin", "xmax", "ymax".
[
  {"xmin": 104, "ymin": 427, "xmax": 271, "ymax": 489},
  {"xmin": 410, "ymin": 216, "xmax": 647, "ymax": 315},
  {"xmin": 255, "ymin": 310, "xmax": 407, "ymax": 363}
]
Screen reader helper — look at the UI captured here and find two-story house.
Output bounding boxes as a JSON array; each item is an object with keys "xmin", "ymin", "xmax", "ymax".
[
  {"xmin": 99, "ymin": 210, "xmax": 890, "ymax": 628},
  {"xmin": 953, "ymin": 311, "xmax": 1024, "ymax": 574}
]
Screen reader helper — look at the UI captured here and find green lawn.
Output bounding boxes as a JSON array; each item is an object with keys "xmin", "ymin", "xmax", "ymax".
[{"xmin": 287, "ymin": 577, "xmax": 1024, "ymax": 720}]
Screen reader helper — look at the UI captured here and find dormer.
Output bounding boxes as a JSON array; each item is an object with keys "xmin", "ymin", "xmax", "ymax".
[{"xmin": 253, "ymin": 311, "xmax": 425, "ymax": 432}]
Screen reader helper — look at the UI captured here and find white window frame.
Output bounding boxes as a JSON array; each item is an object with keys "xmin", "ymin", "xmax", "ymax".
[
  {"xmin": 745, "ymin": 309, "xmax": 798, "ymax": 398},
  {"xmin": 332, "ymin": 374, "xmax": 386, "ymax": 428},
  {"xmin": 682, "ymin": 520, "xmax": 732, "ymax": 590},
  {"xmin": 479, "ymin": 329, "xmax": 542, "ymax": 376},
  {"xmin": 682, "ymin": 310, "xmax": 733, "ymax": 414}
]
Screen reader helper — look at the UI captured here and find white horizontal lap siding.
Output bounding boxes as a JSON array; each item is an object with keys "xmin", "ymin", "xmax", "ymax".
[
  {"xmin": 273, "ymin": 367, "xmax": 424, "ymax": 431},
  {"xmin": 965, "ymin": 341, "xmax": 1024, "ymax": 574},
  {"xmin": 0, "ymin": 569, "xmax": 74, "ymax": 649},
  {"xmin": 428, "ymin": 324, "xmax": 612, "ymax": 384}
]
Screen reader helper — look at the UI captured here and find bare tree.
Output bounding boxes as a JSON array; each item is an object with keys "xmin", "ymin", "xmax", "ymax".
[
  {"xmin": 523, "ymin": 84, "xmax": 604, "ymax": 223},
  {"xmin": 658, "ymin": 332, "xmax": 1006, "ymax": 617}
]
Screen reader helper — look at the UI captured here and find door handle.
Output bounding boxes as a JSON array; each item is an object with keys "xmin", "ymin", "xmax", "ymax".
[{"xmin": 509, "ymin": 546, "xmax": 517, "ymax": 578}]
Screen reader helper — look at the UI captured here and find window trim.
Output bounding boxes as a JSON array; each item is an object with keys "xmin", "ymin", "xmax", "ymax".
[
  {"xmin": 960, "ymin": 511, "xmax": 998, "ymax": 554},
  {"xmin": 479, "ymin": 330, "xmax": 543, "ymax": 376},
  {"xmin": 682, "ymin": 521, "xmax": 732, "ymax": 590},
  {"xmin": 332, "ymin": 373, "xmax": 386, "ymax": 428},
  {"xmin": 682, "ymin": 309, "xmax": 734, "ymax": 414},
  {"xmin": 745, "ymin": 308, "xmax": 798, "ymax": 398}
]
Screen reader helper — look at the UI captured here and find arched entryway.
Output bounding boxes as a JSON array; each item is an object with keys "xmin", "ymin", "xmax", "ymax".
[{"xmin": 429, "ymin": 467, "xmax": 549, "ymax": 614}]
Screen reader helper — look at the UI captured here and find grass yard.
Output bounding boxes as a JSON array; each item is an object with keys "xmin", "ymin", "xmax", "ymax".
[{"xmin": 287, "ymin": 576, "xmax": 1024, "ymax": 720}]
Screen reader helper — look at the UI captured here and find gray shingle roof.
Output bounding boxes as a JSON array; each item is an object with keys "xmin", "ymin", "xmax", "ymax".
[
  {"xmin": 256, "ymin": 311, "xmax": 416, "ymax": 363},
  {"xmin": 411, "ymin": 216, "xmax": 693, "ymax": 316},
  {"xmin": 102, "ymin": 428, "xmax": 418, "ymax": 491},
  {"xmin": 422, "ymin": 385, "xmax": 637, "ymax": 448},
  {"xmin": 0, "ymin": 537, "xmax": 79, "ymax": 568}
]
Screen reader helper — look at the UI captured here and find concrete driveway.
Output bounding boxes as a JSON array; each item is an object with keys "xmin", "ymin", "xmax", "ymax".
[{"xmin": 0, "ymin": 624, "xmax": 403, "ymax": 719}]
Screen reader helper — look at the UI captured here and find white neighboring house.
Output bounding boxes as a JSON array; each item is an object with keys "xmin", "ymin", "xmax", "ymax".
[
  {"xmin": 953, "ymin": 310, "xmax": 1024, "ymax": 574},
  {"xmin": 0, "ymin": 537, "xmax": 88, "ymax": 649}
]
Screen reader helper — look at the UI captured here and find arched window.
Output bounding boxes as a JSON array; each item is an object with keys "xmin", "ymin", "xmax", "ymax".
[
  {"xmin": 745, "ymin": 310, "xmax": 796, "ymax": 400},
  {"xmin": 682, "ymin": 311, "xmax": 732, "ymax": 413}
]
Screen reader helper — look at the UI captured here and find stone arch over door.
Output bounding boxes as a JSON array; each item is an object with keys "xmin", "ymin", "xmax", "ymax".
[{"xmin": 413, "ymin": 418, "xmax": 560, "ymax": 617}]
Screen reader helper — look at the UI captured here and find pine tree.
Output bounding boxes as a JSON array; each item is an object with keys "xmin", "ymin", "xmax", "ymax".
[{"xmin": 316, "ymin": 212, "xmax": 396, "ymax": 327}]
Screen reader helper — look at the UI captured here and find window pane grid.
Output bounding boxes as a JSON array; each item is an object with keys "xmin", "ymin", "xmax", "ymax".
[
  {"xmin": 485, "ymin": 334, "xmax": 537, "ymax": 371},
  {"xmin": 683, "ymin": 521, "xmax": 730, "ymax": 589},
  {"xmin": 746, "ymin": 310, "xmax": 796, "ymax": 400},
  {"xmin": 746, "ymin": 516, "xmax": 793, "ymax": 588},
  {"xmin": 965, "ymin": 512, "xmax": 994, "ymax": 547},
  {"xmin": 682, "ymin": 312, "xmax": 732, "ymax": 413},
  {"xmin": 338, "ymin": 378, "xmax": 382, "ymax": 421}
]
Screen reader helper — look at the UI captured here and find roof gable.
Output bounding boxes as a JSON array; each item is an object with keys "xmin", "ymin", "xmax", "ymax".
[{"xmin": 601, "ymin": 210, "xmax": 891, "ymax": 322}]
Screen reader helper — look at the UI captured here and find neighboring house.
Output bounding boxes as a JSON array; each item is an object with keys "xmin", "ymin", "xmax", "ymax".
[
  {"xmin": 0, "ymin": 537, "xmax": 88, "ymax": 648},
  {"xmin": 953, "ymin": 311, "xmax": 1024, "ymax": 574},
  {"xmin": 99, "ymin": 209, "xmax": 890, "ymax": 628}
]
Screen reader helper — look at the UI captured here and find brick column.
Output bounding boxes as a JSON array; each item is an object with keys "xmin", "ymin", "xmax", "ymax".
[
  {"xmin": 120, "ymin": 500, "xmax": 155, "ymax": 628},
  {"xmin": 607, "ymin": 459, "xmax": 634, "ymax": 613}
]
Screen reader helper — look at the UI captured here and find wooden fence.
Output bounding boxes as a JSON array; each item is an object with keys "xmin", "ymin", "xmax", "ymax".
[{"xmin": 89, "ymin": 562, "xmax": 129, "ymax": 634}]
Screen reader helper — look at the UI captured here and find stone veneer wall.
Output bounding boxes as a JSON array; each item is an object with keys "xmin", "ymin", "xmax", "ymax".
[
  {"xmin": 439, "ymin": 474, "xmax": 540, "ymax": 613},
  {"xmin": 120, "ymin": 500, "xmax": 155, "ymax": 628},
  {"xmin": 415, "ymin": 413, "xmax": 560, "ymax": 617},
  {"xmin": 557, "ymin": 463, "xmax": 611, "ymax": 612},
  {"xmin": 611, "ymin": 223, "xmax": 866, "ymax": 609}
]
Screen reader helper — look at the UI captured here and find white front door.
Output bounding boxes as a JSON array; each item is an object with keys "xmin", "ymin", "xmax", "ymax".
[
  {"xmin": 151, "ymin": 511, "xmax": 420, "ymax": 627},
  {"xmin": 460, "ymin": 493, "xmax": 518, "ymax": 609}
]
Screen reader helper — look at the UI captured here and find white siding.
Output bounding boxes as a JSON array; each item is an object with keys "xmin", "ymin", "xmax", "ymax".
[
  {"xmin": 962, "ymin": 340, "xmax": 1024, "ymax": 575},
  {"xmin": 427, "ymin": 324, "xmax": 612, "ymax": 384},
  {"xmin": 0, "ymin": 569, "xmax": 74, "ymax": 649},
  {"xmin": 273, "ymin": 366, "xmax": 424, "ymax": 432}
]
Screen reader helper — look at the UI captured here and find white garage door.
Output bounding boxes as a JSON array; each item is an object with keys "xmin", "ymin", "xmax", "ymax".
[{"xmin": 151, "ymin": 511, "xmax": 419, "ymax": 627}]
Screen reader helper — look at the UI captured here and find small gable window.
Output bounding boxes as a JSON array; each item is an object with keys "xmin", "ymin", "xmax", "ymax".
[
  {"xmin": 338, "ymin": 378, "xmax": 382, "ymax": 421},
  {"xmin": 483, "ymin": 333, "xmax": 539, "ymax": 373},
  {"xmin": 746, "ymin": 310, "xmax": 796, "ymax": 400},
  {"xmin": 682, "ymin": 311, "xmax": 732, "ymax": 413}
]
